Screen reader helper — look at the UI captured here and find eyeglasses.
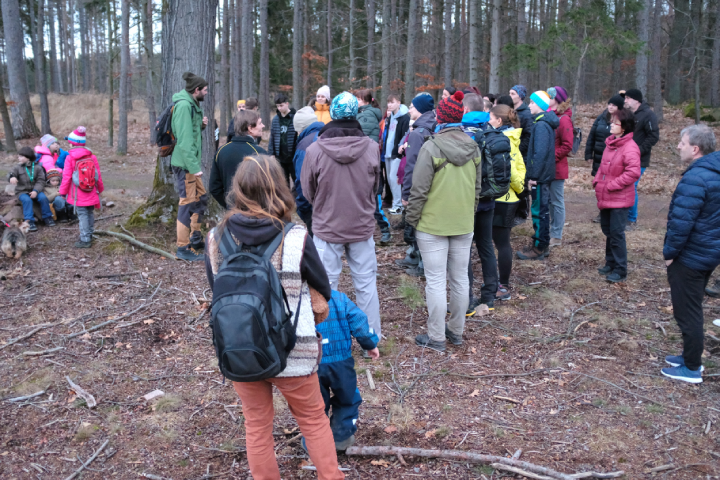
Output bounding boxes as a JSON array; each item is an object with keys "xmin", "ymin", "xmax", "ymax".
[{"xmin": 611, "ymin": 122, "xmax": 621, "ymax": 126}]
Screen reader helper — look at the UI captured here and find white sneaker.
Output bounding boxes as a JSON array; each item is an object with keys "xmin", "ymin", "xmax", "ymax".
[
  {"xmin": 713, "ymin": 319, "xmax": 720, "ymax": 327},
  {"xmin": 388, "ymin": 206, "xmax": 404, "ymax": 215}
]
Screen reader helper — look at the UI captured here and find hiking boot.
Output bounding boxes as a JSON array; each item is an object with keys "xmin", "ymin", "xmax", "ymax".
[
  {"xmin": 466, "ymin": 296, "xmax": 480, "ymax": 317},
  {"xmin": 415, "ymin": 334, "xmax": 446, "ymax": 352},
  {"xmin": 606, "ymin": 272, "xmax": 626, "ymax": 283},
  {"xmin": 592, "ymin": 214, "xmax": 601, "ymax": 223},
  {"xmin": 395, "ymin": 254, "xmax": 419, "ymax": 267},
  {"xmin": 334, "ymin": 434, "xmax": 356, "ymax": 452},
  {"xmin": 665, "ymin": 355, "xmax": 705, "ymax": 372},
  {"xmin": 445, "ymin": 326, "xmax": 463, "ymax": 345},
  {"xmin": 481, "ymin": 299, "xmax": 495, "ymax": 311},
  {"xmin": 379, "ymin": 228, "xmax": 392, "ymax": 245},
  {"xmin": 598, "ymin": 265, "xmax": 613, "ymax": 275},
  {"xmin": 516, "ymin": 247, "xmax": 549, "ymax": 260},
  {"xmin": 27, "ymin": 221, "xmax": 38, "ymax": 232},
  {"xmin": 176, "ymin": 245, "xmax": 205, "ymax": 261},
  {"xmin": 549, "ymin": 238, "xmax": 562, "ymax": 248},
  {"xmin": 626, "ymin": 220, "xmax": 637, "ymax": 231},
  {"xmin": 74, "ymin": 240, "xmax": 92, "ymax": 248},
  {"xmin": 190, "ymin": 236, "xmax": 205, "ymax": 250},
  {"xmin": 44, "ymin": 218, "xmax": 56, "ymax": 227},
  {"xmin": 405, "ymin": 265, "xmax": 425, "ymax": 278},
  {"xmin": 705, "ymin": 279, "xmax": 720, "ymax": 298},
  {"xmin": 496, "ymin": 284, "xmax": 512, "ymax": 301},
  {"xmin": 661, "ymin": 365, "xmax": 702, "ymax": 384}
]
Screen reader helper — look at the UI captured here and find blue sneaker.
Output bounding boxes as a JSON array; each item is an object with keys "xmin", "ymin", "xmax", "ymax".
[
  {"xmin": 664, "ymin": 355, "xmax": 704, "ymax": 372},
  {"xmin": 661, "ymin": 365, "xmax": 703, "ymax": 384},
  {"xmin": 300, "ymin": 436, "xmax": 308, "ymax": 454}
]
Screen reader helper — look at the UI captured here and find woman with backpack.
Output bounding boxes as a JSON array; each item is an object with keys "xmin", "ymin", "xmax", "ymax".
[
  {"xmin": 58, "ymin": 127, "xmax": 104, "ymax": 249},
  {"xmin": 204, "ymin": 155, "xmax": 344, "ymax": 480},
  {"xmin": 487, "ymin": 105, "xmax": 526, "ymax": 300}
]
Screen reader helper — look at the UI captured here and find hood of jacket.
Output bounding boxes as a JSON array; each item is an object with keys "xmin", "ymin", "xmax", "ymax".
[
  {"xmin": 223, "ymin": 213, "xmax": 287, "ymax": 246},
  {"xmin": 35, "ymin": 145, "xmax": 52, "ymax": 156},
  {"xmin": 534, "ymin": 110, "xmax": 560, "ymax": 130},
  {"xmin": 500, "ymin": 126, "xmax": 522, "ymax": 148},
  {"xmin": 317, "ymin": 135, "xmax": 372, "ymax": 165},
  {"xmin": 685, "ymin": 151, "xmax": 720, "ymax": 176},
  {"xmin": 319, "ymin": 119, "xmax": 363, "ymax": 138},
  {"xmin": 413, "ymin": 110, "xmax": 437, "ymax": 131},
  {"xmin": 604, "ymin": 132, "xmax": 635, "ymax": 151},
  {"xmin": 556, "ymin": 107, "xmax": 573, "ymax": 120},
  {"xmin": 359, "ymin": 105, "xmax": 382, "ymax": 122},
  {"xmin": 461, "ymin": 111, "xmax": 490, "ymax": 126},
  {"xmin": 391, "ymin": 104, "xmax": 409, "ymax": 120},
  {"xmin": 298, "ymin": 121, "xmax": 325, "ymax": 143},
  {"xmin": 171, "ymin": 89, "xmax": 201, "ymax": 112},
  {"xmin": 432, "ymin": 127, "xmax": 479, "ymax": 167},
  {"xmin": 68, "ymin": 147, "xmax": 94, "ymax": 159}
]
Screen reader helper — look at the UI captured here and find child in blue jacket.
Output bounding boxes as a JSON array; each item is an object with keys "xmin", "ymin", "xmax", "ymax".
[{"xmin": 312, "ymin": 290, "xmax": 379, "ymax": 451}]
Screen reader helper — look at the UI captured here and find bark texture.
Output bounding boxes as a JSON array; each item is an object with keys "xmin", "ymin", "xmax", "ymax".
[{"xmin": 118, "ymin": 0, "xmax": 130, "ymax": 155}]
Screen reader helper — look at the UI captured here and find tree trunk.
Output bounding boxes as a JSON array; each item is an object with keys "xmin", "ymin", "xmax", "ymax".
[
  {"xmin": 33, "ymin": 0, "xmax": 52, "ymax": 134},
  {"xmin": 131, "ymin": 0, "xmax": 218, "ymax": 224},
  {"xmin": 488, "ymin": 0, "xmax": 501, "ymax": 93},
  {"xmin": 0, "ymin": 67, "xmax": 18, "ymax": 153},
  {"xmin": 259, "ymin": 0, "xmax": 269, "ymax": 126},
  {"xmin": 232, "ymin": 0, "xmax": 241, "ymax": 100},
  {"xmin": 348, "ymin": 0, "xmax": 355, "ymax": 89},
  {"xmin": 143, "ymin": 0, "xmax": 157, "ymax": 143},
  {"xmin": 220, "ymin": 0, "xmax": 229, "ymax": 134},
  {"xmin": 118, "ymin": 0, "xmax": 129, "ymax": 154},
  {"xmin": 79, "ymin": 2, "xmax": 90, "ymax": 91},
  {"xmin": 711, "ymin": 0, "xmax": 720, "ymax": 107},
  {"xmin": 49, "ymin": 0, "xmax": 60, "ymax": 93},
  {"xmin": 366, "ymin": 0, "xmax": 376, "ymax": 89},
  {"xmin": 1, "ymin": 0, "xmax": 40, "ymax": 138},
  {"xmin": 68, "ymin": 0, "xmax": 77, "ymax": 93},
  {"xmin": 469, "ymin": 0, "xmax": 478, "ymax": 86},
  {"xmin": 57, "ymin": 0, "xmax": 68, "ymax": 93},
  {"xmin": 666, "ymin": 0, "xmax": 689, "ymax": 104},
  {"xmin": 241, "ymin": 0, "xmax": 252, "ymax": 99},
  {"xmin": 108, "ymin": 0, "xmax": 114, "ymax": 147},
  {"xmin": 292, "ymin": 0, "xmax": 303, "ymax": 107},
  {"xmin": 635, "ymin": 0, "xmax": 650, "ymax": 92},
  {"xmin": 649, "ymin": 0, "xmax": 663, "ymax": 121},
  {"xmin": 516, "ymin": 0, "xmax": 527, "ymax": 86},
  {"xmin": 443, "ymin": 0, "xmax": 452, "ymax": 88},
  {"xmin": 326, "ymin": 0, "xmax": 332, "ymax": 90},
  {"xmin": 381, "ymin": 0, "xmax": 391, "ymax": 104},
  {"xmin": 404, "ymin": 0, "xmax": 418, "ymax": 102}
]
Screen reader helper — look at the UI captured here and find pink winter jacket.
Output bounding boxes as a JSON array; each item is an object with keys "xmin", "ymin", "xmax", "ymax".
[
  {"xmin": 35, "ymin": 145, "xmax": 56, "ymax": 172},
  {"xmin": 593, "ymin": 133, "xmax": 641, "ymax": 210},
  {"xmin": 58, "ymin": 147, "xmax": 105, "ymax": 208}
]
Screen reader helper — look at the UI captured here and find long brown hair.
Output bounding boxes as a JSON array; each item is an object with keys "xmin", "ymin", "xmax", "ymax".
[
  {"xmin": 355, "ymin": 88, "xmax": 380, "ymax": 108},
  {"xmin": 490, "ymin": 104, "xmax": 521, "ymax": 128},
  {"xmin": 220, "ymin": 155, "xmax": 295, "ymax": 233}
]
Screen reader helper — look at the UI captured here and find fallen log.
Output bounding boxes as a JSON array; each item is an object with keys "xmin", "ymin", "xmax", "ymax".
[{"xmin": 94, "ymin": 230, "xmax": 177, "ymax": 260}]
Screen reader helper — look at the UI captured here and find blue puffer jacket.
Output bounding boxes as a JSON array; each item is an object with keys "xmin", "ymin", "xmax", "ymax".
[
  {"xmin": 293, "ymin": 122, "xmax": 325, "ymax": 219},
  {"xmin": 317, "ymin": 290, "xmax": 379, "ymax": 364},
  {"xmin": 664, "ymin": 151, "xmax": 720, "ymax": 272},
  {"xmin": 526, "ymin": 110, "xmax": 559, "ymax": 184}
]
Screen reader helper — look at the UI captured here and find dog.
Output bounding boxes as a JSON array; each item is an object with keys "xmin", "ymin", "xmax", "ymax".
[{"xmin": 1, "ymin": 220, "xmax": 30, "ymax": 259}]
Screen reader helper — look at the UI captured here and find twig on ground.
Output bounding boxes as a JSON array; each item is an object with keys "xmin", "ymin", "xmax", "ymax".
[
  {"xmin": 366, "ymin": 369, "xmax": 376, "ymax": 390},
  {"xmin": 95, "ymin": 214, "xmax": 123, "ymax": 222},
  {"xmin": 568, "ymin": 472, "xmax": 626, "ymax": 479},
  {"xmin": 491, "ymin": 463, "xmax": 554, "ymax": 480},
  {"xmin": 94, "ymin": 272, "xmax": 140, "ymax": 279},
  {"xmin": 6, "ymin": 390, "xmax": 45, "ymax": 402},
  {"xmin": 63, "ymin": 439, "xmax": 109, "ymax": 480},
  {"xmin": 567, "ymin": 302, "xmax": 601, "ymax": 337},
  {"xmin": 66, "ymin": 376, "xmax": 97, "ymax": 408},
  {"xmin": 512, "ymin": 449, "xmax": 523, "ymax": 460},
  {"xmin": 563, "ymin": 369, "xmax": 675, "ymax": 409},
  {"xmin": 140, "ymin": 473, "xmax": 173, "ymax": 480},
  {"xmin": 1, "ymin": 325, "xmax": 53, "ymax": 351},
  {"xmin": 190, "ymin": 443, "xmax": 245, "ymax": 454},
  {"xmin": 94, "ymin": 230, "xmax": 177, "ymax": 260},
  {"xmin": 23, "ymin": 347, "xmax": 64, "ymax": 356}
]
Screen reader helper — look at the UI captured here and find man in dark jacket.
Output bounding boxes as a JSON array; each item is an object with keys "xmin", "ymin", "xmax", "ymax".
[
  {"xmin": 381, "ymin": 95, "xmax": 410, "ymax": 214},
  {"xmin": 268, "ymin": 94, "xmax": 297, "ymax": 185},
  {"xmin": 509, "ymin": 85, "xmax": 532, "ymax": 158},
  {"xmin": 624, "ymin": 89, "xmax": 659, "ymax": 227},
  {"xmin": 662, "ymin": 125, "xmax": 718, "ymax": 383},
  {"xmin": 517, "ymin": 91, "xmax": 559, "ymax": 260},
  {"xmin": 301, "ymin": 92, "xmax": 383, "ymax": 339},
  {"xmin": 210, "ymin": 109, "xmax": 267, "ymax": 209},
  {"xmin": 292, "ymin": 106, "xmax": 325, "ymax": 236},
  {"xmin": 227, "ymin": 97, "xmax": 260, "ymax": 144}
]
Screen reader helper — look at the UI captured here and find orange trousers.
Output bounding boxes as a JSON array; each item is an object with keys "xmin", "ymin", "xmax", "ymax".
[{"xmin": 233, "ymin": 373, "xmax": 345, "ymax": 480}]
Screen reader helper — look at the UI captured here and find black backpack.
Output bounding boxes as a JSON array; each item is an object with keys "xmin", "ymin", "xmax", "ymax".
[
  {"xmin": 572, "ymin": 127, "xmax": 582, "ymax": 155},
  {"xmin": 210, "ymin": 223, "xmax": 300, "ymax": 382},
  {"xmin": 475, "ymin": 129, "xmax": 512, "ymax": 199},
  {"xmin": 155, "ymin": 100, "xmax": 193, "ymax": 158}
]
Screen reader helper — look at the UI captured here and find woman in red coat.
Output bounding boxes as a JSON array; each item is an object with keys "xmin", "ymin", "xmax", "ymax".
[{"xmin": 593, "ymin": 109, "xmax": 641, "ymax": 283}]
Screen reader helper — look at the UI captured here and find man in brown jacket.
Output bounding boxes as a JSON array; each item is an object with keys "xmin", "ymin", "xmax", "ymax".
[{"xmin": 301, "ymin": 92, "xmax": 383, "ymax": 339}]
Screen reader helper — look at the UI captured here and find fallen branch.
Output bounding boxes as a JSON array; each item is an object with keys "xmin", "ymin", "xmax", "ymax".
[
  {"xmin": 491, "ymin": 463, "xmax": 554, "ymax": 480},
  {"xmin": 5, "ymin": 390, "xmax": 45, "ymax": 402},
  {"xmin": 65, "ymin": 376, "xmax": 97, "ymax": 408},
  {"xmin": 0, "ymin": 325, "xmax": 52, "ymax": 351},
  {"xmin": 23, "ymin": 347, "xmax": 65, "ymax": 356},
  {"xmin": 569, "ymin": 472, "xmax": 626, "ymax": 479},
  {"xmin": 95, "ymin": 214, "xmax": 123, "ymax": 222},
  {"xmin": 63, "ymin": 439, "xmax": 109, "ymax": 480},
  {"xmin": 94, "ymin": 230, "xmax": 177, "ymax": 260},
  {"xmin": 140, "ymin": 474, "xmax": 173, "ymax": 480},
  {"xmin": 564, "ymin": 369, "xmax": 675, "ymax": 409}
]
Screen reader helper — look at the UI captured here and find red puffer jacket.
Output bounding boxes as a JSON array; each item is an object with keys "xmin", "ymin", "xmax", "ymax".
[
  {"xmin": 554, "ymin": 107, "xmax": 573, "ymax": 180},
  {"xmin": 593, "ymin": 133, "xmax": 641, "ymax": 210}
]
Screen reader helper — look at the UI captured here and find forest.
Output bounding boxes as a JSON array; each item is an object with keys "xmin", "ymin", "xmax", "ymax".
[{"xmin": 0, "ymin": 0, "xmax": 719, "ymax": 152}]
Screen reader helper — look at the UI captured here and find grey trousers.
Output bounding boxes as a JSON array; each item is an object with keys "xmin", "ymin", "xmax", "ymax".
[
  {"xmin": 549, "ymin": 179, "xmax": 566, "ymax": 239},
  {"xmin": 416, "ymin": 231, "xmax": 473, "ymax": 342},
  {"xmin": 312, "ymin": 236, "xmax": 382, "ymax": 338},
  {"xmin": 76, "ymin": 206, "xmax": 95, "ymax": 242}
]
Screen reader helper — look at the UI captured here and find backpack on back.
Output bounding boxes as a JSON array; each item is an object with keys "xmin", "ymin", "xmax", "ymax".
[
  {"xmin": 155, "ymin": 100, "xmax": 194, "ymax": 158},
  {"xmin": 475, "ymin": 129, "xmax": 512, "ymax": 199},
  {"xmin": 210, "ymin": 223, "xmax": 299, "ymax": 382},
  {"xmin": 72, "ymin": 155, "xmax": 98, "ymax": 193},
  {"xmin": 572, "ymin": 127, "xmax": 583, "ymax": 155}
]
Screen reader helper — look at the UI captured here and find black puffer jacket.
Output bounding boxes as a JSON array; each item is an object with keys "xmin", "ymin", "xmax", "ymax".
[
  {"xmin": 632, "ymin": 103, "xmax": 660, "ymax": 168},
  {"xmin": 210, "ymin": 135, "xmax": 268, "ymax": 208},
  {"xmin": 515, "ymin": 103, "xmax": 533, "ymax": 158},
  {"xmin": 585, "ymin": 110, "xmax": 612, "ymax": 175}
]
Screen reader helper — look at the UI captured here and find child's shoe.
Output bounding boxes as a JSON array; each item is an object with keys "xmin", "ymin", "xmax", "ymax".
[
  {"xmin": 45, "ymin": 218, "xmax": 56, "ymax": 227},
  {"xmin": 335, "ymin": 434, "xmax": 355, "ymax": 452},
  {"xmin": 27, "ymin": 221, "xmax": 38, "ymax": 232},
  {"xmin": 74, "ymin": 240, "xmax": 92, "ymax": 248}
]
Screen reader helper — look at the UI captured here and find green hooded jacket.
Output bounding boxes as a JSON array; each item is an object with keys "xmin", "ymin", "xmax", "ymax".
[
  {"xmin": 405, "ymin": 127, "xmax": 482, "ymax": 236},
  {"xmin": 170, "ymin": 89, "xmax": 204, "ymax": 174}
]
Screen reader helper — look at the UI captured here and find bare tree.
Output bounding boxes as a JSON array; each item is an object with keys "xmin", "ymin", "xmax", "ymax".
[
  {"xmin": 404, "ymin": 0, "xmax": 418, "ymax": 102},
  {"xmin": 488, "ymin": 0, "xmax": 501, "ymax": 93},
  {"xmin": 366, "ymin": 0, "xmax": 376, "ymax": 89},
  {"xmin": 241, "ymin": 0, "xmax": 252, "ymax": 99},
  {"xmin": 711, "ymin": 0, "xmax": 720, "ymax": 107},
  {"xmin": 108, "ymin": 0, "xmax": 115, "ymax": 147},
  {"xmin": 0, "ymin": 66, "xmax": 17, "ymax": 152},
  {"xmin": 635, "ymin": 0, "xmax": 650, "ymax": 93},
  {"xmin": 259, "ymin": 0, "xmax": 270, "ymax": 126},
  {"xmin": 327, "ymin": 0, "xmax": 333, "ymax": 90},
  {"xmin": 649, "ymin": 0, "xmax": 664, "ymax": 121},
  {"xmin": 118, "ymin": 0, "xmax": 129, "ymax": 154},
  {"xmin": 1, "ymin": 0, "xmax": 40, "ymax": 138},
  {"xmin": 49, "ymin": 0, "xmax": 61, "ymax": 92},
  {"xmin": 469, "ymin": 0, "xmax": 478, "ymax": 86},
  {"xmin": 220, "ymin": 0, "xmax": 230, "ymax": 134},
  {"xmin": 232, "ymin": 0, "xmax": 241, "ymax": 100},
  {"xmin": 666, "ymin": 0, "xmax": 689, "ymax": 104},
  {"xmin": 381, "ymin": 0, "xmax": 391, "ymax": 104},
  {"xmin": 516, "ymin": 0, "xmax": 527, "ymax": 86},
  {"xmin": 79, "ymin": 1, "xmax": 90, "ymax": 91},
  {"xmin": 443, "ymin": 0, "xmax": 452, "ymax": 88},
  {"xmin": 29, "ymin": 0, "xmax": 51, "ymax": 134},
  {"xmin": 292, "ymin": 0, "xmax": 303, "ymax": 107},
  {"xmin": 143, "ymin": 0, "xmax": 157, "ymax": 143},
  {"xmin": 348, "ymin": 0, "xmax": 356, "ymax": 89}
]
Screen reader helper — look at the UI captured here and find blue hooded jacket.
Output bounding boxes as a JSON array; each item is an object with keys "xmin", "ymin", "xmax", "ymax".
[
  {"xmin": 664, "ymin": 151, "xmax": 720, "ymax": 272},
  {"xmin": 293, "ymin": 121, "xmax": 325, "ymax": 219},
  {"xmin": 317, "ymin": 290, "xmax": 379, "ymax": 364},
  {"xmin": 526, "ymin": 110, "xmax": 559, "ymax": 184}
]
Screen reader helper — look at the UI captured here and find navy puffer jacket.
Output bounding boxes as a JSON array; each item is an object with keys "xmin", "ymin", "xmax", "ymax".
[
  {"xmin": 525, "ymin": 110, "xmax": 559, "ymax": 184},
  {"xmin": 664, "ymin": 151, "xmax": 720, "ymax": 271}
]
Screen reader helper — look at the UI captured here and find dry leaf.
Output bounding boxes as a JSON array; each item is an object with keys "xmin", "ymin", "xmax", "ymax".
[
  {"xmin": 518, "ymin": 295, "xmax": 527, "ymax": 300},
  {"xmin": 371, "ymin": 459, "xmax": 391, "ymax": 467},
  {"xmin": 283, "ymin": 427, "xmax": 299, "ymax": 435},
  {"xmin": 384, "ymin": 425, "xmax": 398, "ymax": 434},
  {"xmin": 425, "ymin": 429, "xmax": 437, "ymax": 438},
  {"xmin": 637, "ymin": 302, "xmax": 646, "ymax": 307},
  {"xmin": 143, "ymin": 319, "xmax": 154, "ymax": 325},
  {"xmin": 80, "ymin": 333, "xmax": 91, "ymax": 340},
  {"xmin": 550, "ymin": 409, "xmax": 559, "ymax": 415},
  {"xmin": 660, "ymin": 305, "xmax": 673, "ymax": 313},
  {"xmin": 469, "ymin": 389, "xmax": 480, "ymax": 397},
  {"xmin": 470, "ymin": 347, "xmax": 477, "ymax": 354}
]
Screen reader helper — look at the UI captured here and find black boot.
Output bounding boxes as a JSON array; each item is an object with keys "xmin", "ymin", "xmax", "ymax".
[{"xmin": 379, "ymin": 227, "xmax": 392, "ymax": 245}]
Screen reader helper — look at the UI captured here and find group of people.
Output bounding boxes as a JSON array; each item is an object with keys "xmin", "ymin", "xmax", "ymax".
[
  {"xmin": 6, "ymin": 128, "xmax": 104, "ymax": 248},
  {"xmin": 153, "ymin": 70, "xmax": 720, "ymax": 480}
]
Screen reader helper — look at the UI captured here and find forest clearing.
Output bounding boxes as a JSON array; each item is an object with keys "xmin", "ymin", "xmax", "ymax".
[{"xmin": 0, "ymin": 95, "xmax": 718, "ymax": 479}]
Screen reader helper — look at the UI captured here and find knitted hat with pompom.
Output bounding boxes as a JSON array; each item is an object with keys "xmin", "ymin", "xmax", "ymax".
[
  {"xmin": 436, "ymin": 91, "xmax": 465, "ymax": 124},
  {"xmin": 66, "ymin": 126, "xmax": 86, "ymax": 146}
]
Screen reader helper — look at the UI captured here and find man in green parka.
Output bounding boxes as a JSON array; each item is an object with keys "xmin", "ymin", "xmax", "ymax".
[{"xmin": 171, "ymin": 72, "xmax": 209, "ymax": 261}]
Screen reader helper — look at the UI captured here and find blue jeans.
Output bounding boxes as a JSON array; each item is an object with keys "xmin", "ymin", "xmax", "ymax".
[
  {"xmin": 19, "ymin": 192, "xmax": 52, "ymax": 221},
  {"xmin": 52, "ymin": 196, "xmax": 66, "ymax": 212},
  {"xmin": 317, "ymin": 357, "xmax": 362, "ymax": 442},
  {"xmin": 628, "ymin": 167, "xmax": 647, "ymax": 222}
]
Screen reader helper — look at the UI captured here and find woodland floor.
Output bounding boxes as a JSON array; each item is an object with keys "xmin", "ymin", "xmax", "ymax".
[{"xmin": 0, "ymin": 97, "xmax": 720, "ymax": 479}]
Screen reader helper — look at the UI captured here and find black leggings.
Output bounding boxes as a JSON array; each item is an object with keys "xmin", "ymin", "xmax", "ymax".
[{"xmin": 492, "ymin": 226, "xmax": 513, "ymax": 286}]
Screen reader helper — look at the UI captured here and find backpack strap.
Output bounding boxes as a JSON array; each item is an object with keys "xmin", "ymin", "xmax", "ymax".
[
  {"xmin": 219, "ymin": 227, "xmax": 240, "ymax": 259},
  {"xmin": 258, "ymin": 222, "xmax": 296, "ymax": 261},
  {"xmin": 434, "ymin": 160, "xmax": 449, "ymax": 173}
]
